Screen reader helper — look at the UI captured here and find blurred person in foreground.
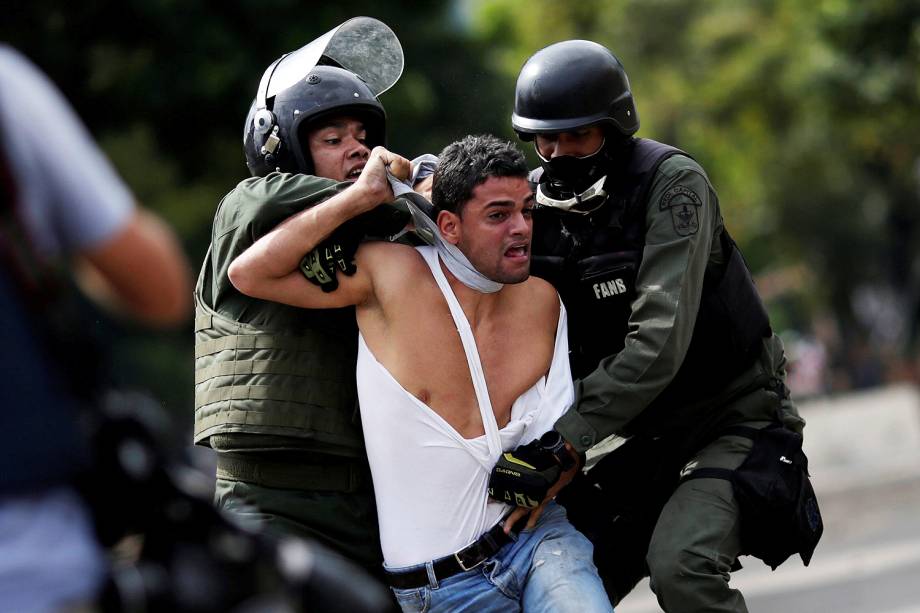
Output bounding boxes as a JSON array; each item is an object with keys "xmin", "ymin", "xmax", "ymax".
[
  {"xmin": 500, "ymin": 40, "xmax": 815, "ymax": 612},
  {"xmin": 0, "ymin": 44, "xmax": 191, "ymax": 611},
  {"xmin": 228, "ymin": 134, "xmax": 612, "ymax": 612},
  {"xmin": 194, "ymin": 18, "xmax": 419, "ymax": 576}
]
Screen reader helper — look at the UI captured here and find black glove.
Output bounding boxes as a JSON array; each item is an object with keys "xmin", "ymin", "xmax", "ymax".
[
  {"xmin": 300, "ymin": 219, "xmax": 362, "ymax": 292},
  {"xmin": 300, "ymin": 203, "xmax": 412, "ymax": 292},
  {"xmin": 489, "ymin": 433, "xmax": 569, "ymax": 509}
]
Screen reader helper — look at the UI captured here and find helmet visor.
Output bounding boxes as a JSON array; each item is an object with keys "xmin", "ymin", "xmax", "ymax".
[{"xmin": 267, "ymin": 17, "xmax": 404, "ymax": 100}]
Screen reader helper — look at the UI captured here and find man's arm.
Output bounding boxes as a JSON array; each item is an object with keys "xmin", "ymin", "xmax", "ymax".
[
  {"xmin": 555, "ymin": 156, "xmax": 721, "ymax": 452},
  {"xmin": 299, "ymin": 154, "xmax": 436, "ymax": 291},
  {"xmin": 2, "ymin": 46, "xmax": 192, "ymax": 327},
  {"xmin": 228, "ymin": 146, "xmax": 407, "ymax": 309},
  {"xmin": 76, "ymin": 209, "xmax": 192, "ymax": 327}
]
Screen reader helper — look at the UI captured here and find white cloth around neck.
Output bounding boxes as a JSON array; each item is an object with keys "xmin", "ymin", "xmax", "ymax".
[{"xmin": 389, "ymin": 158, "xmax": 503, "ymax": 294}]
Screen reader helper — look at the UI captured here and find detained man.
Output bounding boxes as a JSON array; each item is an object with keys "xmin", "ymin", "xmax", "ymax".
[{"xmin": 228, "ymin": 135, "xmax": 612, "ymax": 612}]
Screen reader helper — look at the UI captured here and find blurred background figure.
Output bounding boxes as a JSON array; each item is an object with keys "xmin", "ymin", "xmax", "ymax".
[{"xmin": 0, "ymin": 44, "xmax": 192, "ymax": 611}]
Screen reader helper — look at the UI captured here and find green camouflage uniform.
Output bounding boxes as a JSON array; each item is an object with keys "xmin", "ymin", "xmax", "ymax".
[
  {"xmin": 194, "ymin": 172, "xmax": 382, "ymax": 571},
  {"xmin": 552, "ymin": 155, "xmax": 804, "ymax": 613}
]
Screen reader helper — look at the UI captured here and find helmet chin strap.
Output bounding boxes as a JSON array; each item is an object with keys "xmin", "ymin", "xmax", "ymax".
[{"xmin": 535, "ymin": 175, "xmax": 608, "ymax": 214}]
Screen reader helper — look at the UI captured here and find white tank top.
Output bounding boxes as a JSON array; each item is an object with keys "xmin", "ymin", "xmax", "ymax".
[{"xmin": 357, "ymin": 246, "xmax": 574, "ymax": 567}]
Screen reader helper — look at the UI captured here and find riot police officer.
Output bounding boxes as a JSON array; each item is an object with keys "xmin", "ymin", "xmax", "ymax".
[
  {"xmin": 510, "ymin": 40, "xmax": 807, "ymax": 612},
  {"xmin": 194, "ymin": 18, "xmax": 408, "ymax": 576}
]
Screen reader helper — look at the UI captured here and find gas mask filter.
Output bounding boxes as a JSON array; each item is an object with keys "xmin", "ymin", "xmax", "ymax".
[{"xmin": 535, "ymin": 140, "xmax": 609, "ymax": 214}]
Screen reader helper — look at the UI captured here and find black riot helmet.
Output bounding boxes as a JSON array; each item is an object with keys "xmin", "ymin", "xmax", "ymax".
[
  {"xmin": 243, "ymin": 64, "xmax": 386, "ymax": 177},
  {"xmin": 512, "ymin": 40, "xmax": 639, "ymax": 141},
  {"xmin": 243, "ymin": 17, "xmax": 403, "ymax": 177}
]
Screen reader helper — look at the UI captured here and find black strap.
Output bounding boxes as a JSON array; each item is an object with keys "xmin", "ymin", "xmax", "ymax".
[
  {"xmin": 680, "ymin": 426, "xmax": 760, "ymax": 484},
  {"xmin": 624, "ymin": 138, "xmax": 688, "ymax": 215},
  {"xmin": 682, "ymin": 467, "xmax": 735, "ymax": 482},
  {"xmin": 716, "ymin": 425, "xmax": 759, "ymax": 440},
  {"xmin": 384, "ymin": 521, "xmax": 515, "ymax": 589}
]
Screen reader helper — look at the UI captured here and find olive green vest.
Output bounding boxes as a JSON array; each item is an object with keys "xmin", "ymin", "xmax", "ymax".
[
  {"xmin": 194, "ymin": 173, "xmax": 365, "ymax": 456},
  {"xmin": 194, "ymin": 250, "xmax": 364, "ymax": 453}
]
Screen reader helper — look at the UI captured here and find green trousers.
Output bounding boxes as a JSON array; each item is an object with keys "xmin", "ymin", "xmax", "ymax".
[
  {"xmin": 645, "ymin": 371, "xmax": 808, "ymax": 613},
  {"xmin": 568, "ymin": 379, "xmax": 805, "ymax": 612},
  {"xmin": 645, "ymin": 424, "xmax": 762, "ymax": 613},
  {"xmin": 214, "ymin": 477, "xmax": 383, "ymax": 576}
]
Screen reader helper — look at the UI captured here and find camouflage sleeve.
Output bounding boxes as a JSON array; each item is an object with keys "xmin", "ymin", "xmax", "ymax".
[
  {"xmin": 555, "ymin": 156, "xmax": 724, "ymax": 452},
  {"xmin": 207, "ymin": 173, "xmax": 346, "ymax": 301},
  {"xmin": 239, "ymin": 173, "xmax": 346, "ymax": 240}
]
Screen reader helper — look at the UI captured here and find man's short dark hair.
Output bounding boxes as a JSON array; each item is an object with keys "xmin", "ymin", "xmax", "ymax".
[{"xmin": 432, "ymin": 135, "xmax": 529, "ymax": 215}]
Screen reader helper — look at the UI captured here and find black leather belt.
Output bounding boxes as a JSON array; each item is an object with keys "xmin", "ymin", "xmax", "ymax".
[{"xmin": 384, "ymin": 521, "xmax": 515, "ymax": 589}]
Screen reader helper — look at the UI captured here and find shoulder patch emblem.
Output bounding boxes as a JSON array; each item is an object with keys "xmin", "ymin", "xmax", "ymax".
[{"xmin": 660, "ymin": 185, "xmax": 702, "ymax": 236}]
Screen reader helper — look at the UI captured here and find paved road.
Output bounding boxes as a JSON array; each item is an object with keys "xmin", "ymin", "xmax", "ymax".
[{"xmin": 615, "ymin": 477, "xmax": 920, "ymax": 613}]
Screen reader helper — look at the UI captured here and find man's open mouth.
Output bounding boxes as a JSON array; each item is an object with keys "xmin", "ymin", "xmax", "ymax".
[
  {"xmin": 505, "ymin": 244, "xmax": 529, "ymax": 258},
  {"xmin": 345, "ymin": 165, "xmax": 365, "ymax": 181}
]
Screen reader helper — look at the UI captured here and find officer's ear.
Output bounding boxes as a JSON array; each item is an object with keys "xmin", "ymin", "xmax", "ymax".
[{"xmin": 437, "ymin": 210, "xmax": 461, "ymax": 245}]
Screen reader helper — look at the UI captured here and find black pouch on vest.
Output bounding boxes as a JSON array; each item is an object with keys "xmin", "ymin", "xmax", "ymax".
[{"xmin": 682, "ymin": 424, "xmax": 824, "ymax": 570}]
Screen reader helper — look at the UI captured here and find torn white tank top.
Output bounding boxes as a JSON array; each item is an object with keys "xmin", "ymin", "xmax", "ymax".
[{"xmin": 356, "ymin": 245, "xmax": 574, "ymax": 567}]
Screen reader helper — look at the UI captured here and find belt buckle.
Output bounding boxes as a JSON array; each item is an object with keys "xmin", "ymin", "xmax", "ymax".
[{"xmin": 453, "ymin": 547, "xmax": 486, "ymax": 572}]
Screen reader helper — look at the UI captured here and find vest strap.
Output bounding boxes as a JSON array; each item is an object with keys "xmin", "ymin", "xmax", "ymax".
[
  {"xmin": 216, "ymin": 453, "xmax": 368, "ymax": 492},
  {"xmin": 195, "ymin": 332, "xmax": 349, "ymax": 359},
  {"xmin": 194, "ymin": 313, "xmax": 213, "ymax": 332},
  {"xmin": 195, "ymin": 358, "xmax": 343, "ymax": 385},
  {"xmin": 194, "ymin": 383, "xmax": 346, "ymax": 410}
]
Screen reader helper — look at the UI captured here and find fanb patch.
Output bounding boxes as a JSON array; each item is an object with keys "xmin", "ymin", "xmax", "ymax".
[{"xmin": 660, "ymin": 185, "xmax": 702, "ymax": 236}]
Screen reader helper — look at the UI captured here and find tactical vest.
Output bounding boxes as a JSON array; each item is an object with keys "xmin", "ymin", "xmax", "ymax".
[
  {"xmin": 193, "ymin": 247, "xmax": 365, "ymax": 456},
  {"xmin": 531, "ymin": 138, "xmax": 772, "ymax": 437}
]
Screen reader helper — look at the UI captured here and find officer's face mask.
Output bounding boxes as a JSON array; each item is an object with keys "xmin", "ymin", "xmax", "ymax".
[{"xmin": 535, "ymin": 140, "xmax": 609, "ymax": 215}]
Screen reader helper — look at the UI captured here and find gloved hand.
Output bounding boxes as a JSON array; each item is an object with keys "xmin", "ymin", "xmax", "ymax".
[
  {"xmin": 299, "ymin": 219, "xmax": 362, "ymax": 293},
  {"xmin": 489, "ymin": 438, "xmax": 563, "ymax": 509},
  {"xmin": 299, "ymin": 202, "xmax": 411, "ymax": 292}
]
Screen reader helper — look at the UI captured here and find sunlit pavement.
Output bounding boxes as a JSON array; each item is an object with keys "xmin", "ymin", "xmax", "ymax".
[
  {"xmin": 616, "ymin": 476, "xmax": 920, "ymax": 613},
  {"xmin": 616, "ymin": 385, "xmax": 920, "ymax": 612}
]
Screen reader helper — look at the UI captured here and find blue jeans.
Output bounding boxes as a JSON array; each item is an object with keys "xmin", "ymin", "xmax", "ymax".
[{"xmin": 388, "ymin": 502, "xmax": 613, "ymax": 612}]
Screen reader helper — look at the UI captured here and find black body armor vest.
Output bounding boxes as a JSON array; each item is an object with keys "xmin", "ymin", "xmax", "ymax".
[{"xmin": 531, "ymin": 138, "xmax": 772, "ymax": 435}]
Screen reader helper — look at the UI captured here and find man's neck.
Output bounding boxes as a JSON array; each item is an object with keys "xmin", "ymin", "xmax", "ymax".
[{"xmin": 439, "ymin": 259, "xmax": 503, "ymax": 326}]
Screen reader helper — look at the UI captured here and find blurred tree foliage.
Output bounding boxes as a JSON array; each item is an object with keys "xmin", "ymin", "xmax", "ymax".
[
  {"xmin": 2, "ymin": 0, "xmax": 918, "ymax": 419},
  {"xmin": 474, "ymin": 0, "xmax": 920, "ymax": 370}
]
